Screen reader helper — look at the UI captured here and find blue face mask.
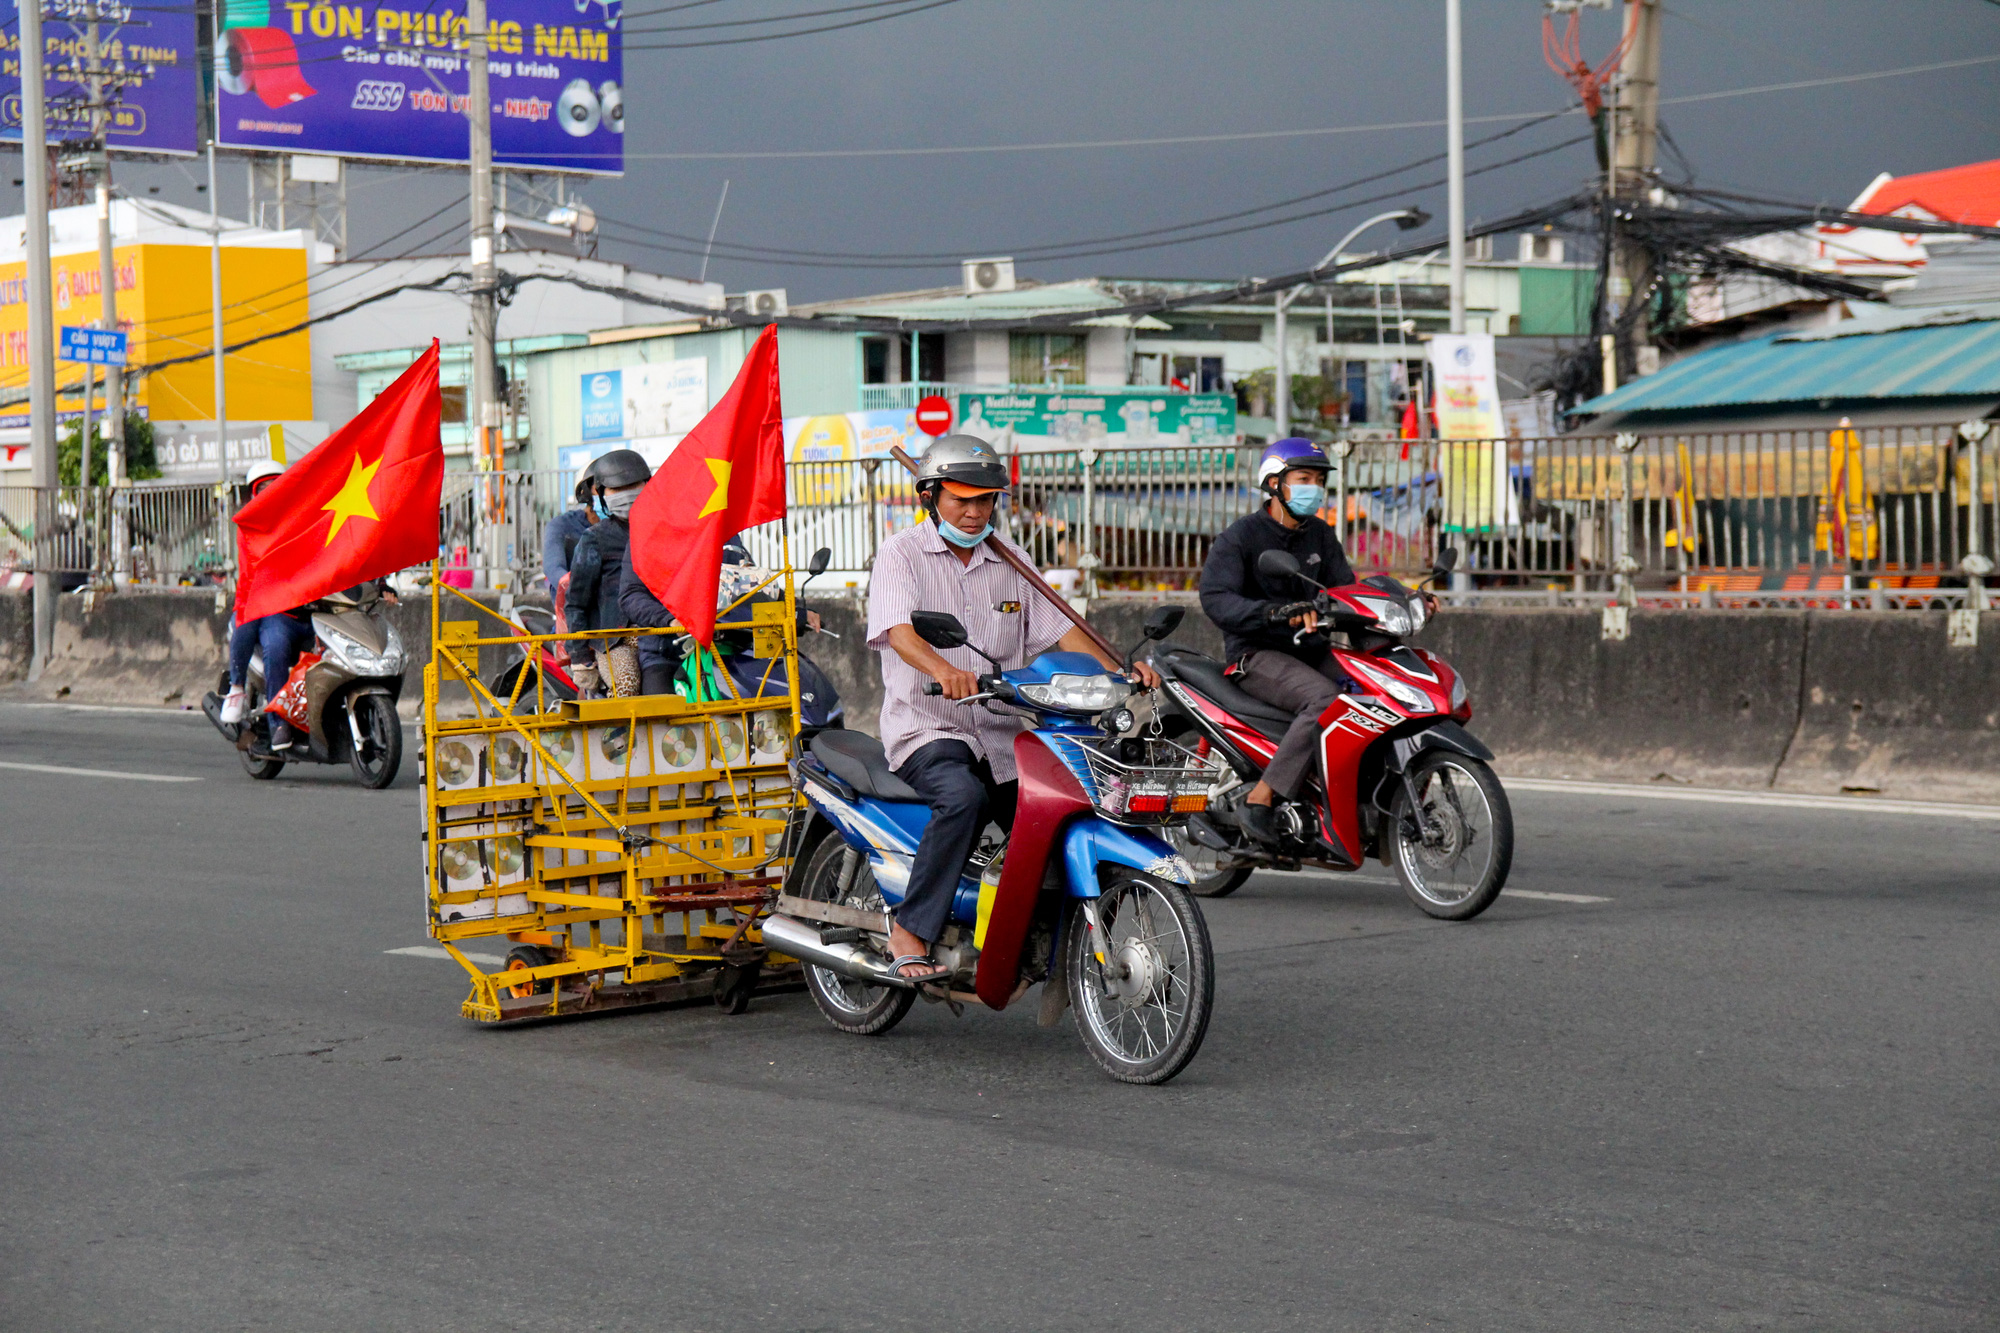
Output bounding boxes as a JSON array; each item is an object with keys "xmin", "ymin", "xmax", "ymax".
[
  {"xmin": 592, "ymin": 495, "xmax": 609, "ymax": 518},
  {"xmin": 938, "ymin": 517, "xmax": 992, "ymax": 548},
  {"xmin": 1284, "ymin": 483, "xmax": 1325, "ymax": 518}
]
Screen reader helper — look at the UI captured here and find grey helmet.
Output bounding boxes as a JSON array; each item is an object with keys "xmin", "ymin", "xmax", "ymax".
[
  {"xmin": 914, "ymin": 433, "xmax": 1008, "ymax": 498},
  {"xmin": 588, "ymin": 448, "xmax": 652, "ymax": 491}
]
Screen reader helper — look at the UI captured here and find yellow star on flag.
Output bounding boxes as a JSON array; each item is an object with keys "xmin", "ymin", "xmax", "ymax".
[
  {"xmin": 697, "ymin": 457, "xmax": 732, "ymax": 518},
  {"xmin": 322, "ymin": 453, "xmax": 382, "ymax": 544}
]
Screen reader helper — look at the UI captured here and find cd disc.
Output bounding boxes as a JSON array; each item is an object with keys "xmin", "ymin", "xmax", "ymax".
[{"xmin": 558, "ymin": 79, "xmax": 600, "ymax": 137}]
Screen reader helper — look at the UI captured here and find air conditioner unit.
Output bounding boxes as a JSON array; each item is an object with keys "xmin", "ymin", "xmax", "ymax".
[
  {"xmin": 1467, "ymin": 234, "xmax": 1493, "ymax": 261},
  {"xmin": 963, "ymin": 256, "xmax": 1016, "ymax": 295},
  {"xmin": 743, "ymin": 288, "xmax": 788, "ymax": 318},
  {"xmin": 1518, "ymin": 234, "xmax": 1565, "ymax": 264}
]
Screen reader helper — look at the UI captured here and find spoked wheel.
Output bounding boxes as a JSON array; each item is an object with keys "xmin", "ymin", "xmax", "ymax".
[
  {"xmin": 1389, "ymin": 752, "xmax": 1513, "ymax": 921},
  {"xmin": 348, "ymin": 692, "xmax": 403, "ymax": 789},
  {"xmin": 1161, "ymin": 822, "xmax": 1253, "ymax": 899},
  {"xmin": 1067, "ymin": 874, "xmax": 1214, "ymax": 1085},
  {"xmin": 796, "ymin": 835, "xmax": 914, "ymax": 1036},
  {"xmin": 503, "ymin": 945, "xmax": 554, "ymax": 998}
]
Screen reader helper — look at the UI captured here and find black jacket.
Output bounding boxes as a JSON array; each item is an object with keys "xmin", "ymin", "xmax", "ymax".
[
  {"xmin": 565, "ymin": 517, "xmax": 630, "ymax": 634},
  {"xmin": 1199, "ymin": 505, "xmax": 1356, "ymax": 664}
]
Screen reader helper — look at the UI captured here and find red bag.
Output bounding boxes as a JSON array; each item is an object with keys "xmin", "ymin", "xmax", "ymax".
[{"xmin": 263, "ymin": 651, "xmax": 322, "ymax": 728}]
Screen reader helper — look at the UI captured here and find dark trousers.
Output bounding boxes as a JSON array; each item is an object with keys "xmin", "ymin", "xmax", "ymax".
[
  {"xmin": 1236, "ymin": 649, "xmax": 1347, "ymax": 799},
  {"xmin": 892, "ymin": 739, "xmax": 1018, "ymax": 944},
  {"xmin": 227, "ymin": 614, "xmax": 316, "ymax": 694}
]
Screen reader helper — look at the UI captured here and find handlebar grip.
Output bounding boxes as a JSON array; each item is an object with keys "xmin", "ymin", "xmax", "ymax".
[{"xmin": 922, "ymin": 681, "xmax": 943, "ymax": 696}]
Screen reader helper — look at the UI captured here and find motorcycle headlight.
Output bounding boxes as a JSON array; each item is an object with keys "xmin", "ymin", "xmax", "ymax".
[
  {"xmin": 1449, "ymin": 671, "xmax": 1467, "ymax": 711},
  {"xmin": 319, "ymin": 622, "xmax": 405, "ymax": 676},
  {"xmin": 1349, "ymin": 658, "xmax": 1433, "ymax": 713},
  {"xmin": 1016, "ymin": 672, "xmax": 1132, "ymax": 714},
  {"xmin": 1355, "ymin": 595, "xmax": 1415, "ymax": 636},
  {"xmin": 1406, "ymin": 595, "xmax": 1428, "ymax": 633}
]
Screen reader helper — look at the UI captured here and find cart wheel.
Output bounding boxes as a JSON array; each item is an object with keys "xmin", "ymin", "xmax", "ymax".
[
  {"xmin": 713, "ymin": 958, "xmax": 762, "ymax": 1014},
  {"xmin": 503, "ymin": 945, "xmax": 553, "ymax": 999}
]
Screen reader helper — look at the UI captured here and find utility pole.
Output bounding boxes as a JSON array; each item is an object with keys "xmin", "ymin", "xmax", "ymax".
[
  {"xmin": 23, "ymin": 0, "xmax": 58, "ymax": 677},
  {"xmin": 466, "ymin": 0, "xmax": 503, "ymax": 590},
  {"xmin": 1607, "ymin": 0, "xmax": 1662, "ymax": 380},
  {"xmin": 1445, "ymin": 0, "xmax": 1466, "ymax": 335},
  {"xmin": 86, "ymin": 0, "xmax": 129, "ymax": 581}
]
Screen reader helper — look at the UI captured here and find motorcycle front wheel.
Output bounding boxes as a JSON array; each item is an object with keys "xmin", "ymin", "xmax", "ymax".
[
  {"xmin": 1067, "ymin": 874, "xmax": 1214, "ymax": 1085},
  {"xmin": 1389, "ymin": 752, "xmax": 1513, "ymax": 921},
  {"xmin": 348, "ymin": 692, "xmax": 403, "ymax": 789},
  {"xmin": 796, "ymin": 834, "xmax": 914, "ymax": 1037},
  {"xmin": 1161, "ymin": 822, "xmax": 1253, "ymax": 899}
]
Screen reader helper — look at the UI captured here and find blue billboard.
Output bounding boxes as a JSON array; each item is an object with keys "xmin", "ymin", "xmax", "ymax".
[
  {"xmin": 579, "ymin": 369, "xmax": 621, "ymax": 439},
  {"xmin": 214, "ymin": 0, "xmax": 622, "ymax": 173},
  {"xmin": 1, "ymin": 0, "xmax": 203, "ymax": 156}
]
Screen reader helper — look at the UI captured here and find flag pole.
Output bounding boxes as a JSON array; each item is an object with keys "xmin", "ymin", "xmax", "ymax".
[
  {"xmin": 887, "ymin": 445, "xmax": 1118, "ymax": 661},
  {"xmin": 780, "ymin": 514, "xmax": 801, "ymax": 740}
]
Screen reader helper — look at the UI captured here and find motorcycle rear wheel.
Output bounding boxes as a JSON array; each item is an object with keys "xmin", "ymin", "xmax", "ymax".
[
  {"xmin": 348, "ymin": 692, "xmax": 403, "ymax": 789},
  {"xmin": 241, "ymin": 749, "xmax": 285, "ymax": 780},
  {"xmin": 1389, "ymin": 752, "xmax": 1513, "ymax": 921},
  {"xmin": 1067, "ymin": 874, "xmax": 1214, "ymax": 1085},
  {"xmin": 796, "ymin": 835, "xmax": 914, "ymax": 1036}
]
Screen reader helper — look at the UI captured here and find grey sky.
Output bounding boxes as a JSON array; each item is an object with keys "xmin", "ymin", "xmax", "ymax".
[{"xmin": 83, "ymin": 1, "xmax": 2000, "ymax": 302}]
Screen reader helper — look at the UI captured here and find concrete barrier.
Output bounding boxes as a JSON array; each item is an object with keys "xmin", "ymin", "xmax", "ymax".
[{"xmin": 6, "ymin": 585, "xmax": 1993, "ymax": 802}]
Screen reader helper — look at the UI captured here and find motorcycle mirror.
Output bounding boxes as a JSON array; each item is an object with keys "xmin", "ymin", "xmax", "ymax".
[
  {"xmin": 808, "ymin": 547, "xmax": 832, "ymax": 577},
  {"xmin": 910, "ymin": 610, "xmax": 969, "ymax": 651},
  {"xmin": 1141, "ymin": 605, "xmax": 1185, "ymax": 640},
  {"xmin": 1433, "ymin": 546, "xmax": 1460, "ymax": 579},
  {"xmin": 1257, "ymin": 549, "xmax": 1304, "ymax": 582}
]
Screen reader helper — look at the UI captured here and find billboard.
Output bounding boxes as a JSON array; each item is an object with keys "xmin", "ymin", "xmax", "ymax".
[
  {"xmin": 215, "ymin": 0, "xmax": 623, "ymax": 173},
  {"xmin": 578, "ymin": 357, "xmax": 707, "ymax": 442},
  {"xmin": 1, "ymin": 0, "xmax": 203, "ymax": 155},
  {"xmin": 1428, "ymin": 333, "xmax": 1513, "ymax": 533},
  {"xmin": 957, "ymin": 389, "xmax": 1236, "ymax": 448}
]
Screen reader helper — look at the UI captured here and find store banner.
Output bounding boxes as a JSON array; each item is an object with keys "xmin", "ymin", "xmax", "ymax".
[
  {"xmin": 1429, "ymin": 333, "xmax": 1510, "ymax": 533},
  {"xmin": 957, "ymin": 389, "xmax": 1236, "ymax": 447},
  {"xmin": 215, "ymin": 0, "xmax": 623, "ymax": 172},
  {"xmin": 1, "ymin": 0, "xmax": 202, "ymax": 155}
]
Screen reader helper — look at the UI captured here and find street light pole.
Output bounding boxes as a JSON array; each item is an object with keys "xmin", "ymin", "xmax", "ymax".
[
  {"xmin": 466, "ymin": 0, "xmax": 502, "ymax": 589},
  {"xmin": 23, "ymin": 0, "xmax": 59, "ymax": 677},
  {"xmin": 1446, "ymin": 0, "xmax": 1466, "ymax": 334},
  {"xmin": 1275, "ymin": 209, "xmax": 1430, "ymax": 439}
]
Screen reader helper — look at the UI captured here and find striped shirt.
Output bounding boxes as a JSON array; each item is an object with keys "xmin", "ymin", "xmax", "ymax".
[{"xmin": 866, "ymin": 521, "xmax": 1075, "ymax": 783}]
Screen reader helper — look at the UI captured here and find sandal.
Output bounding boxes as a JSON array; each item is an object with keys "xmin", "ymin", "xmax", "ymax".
[{"xmin": 887, "ymin": 954, "xmax": 951, "ymax": 987}]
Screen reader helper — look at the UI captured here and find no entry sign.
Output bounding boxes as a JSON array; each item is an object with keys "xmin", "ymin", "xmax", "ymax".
[{"xmin": 914, "ymin": 395, "xmax": 954, "ymax": 436}]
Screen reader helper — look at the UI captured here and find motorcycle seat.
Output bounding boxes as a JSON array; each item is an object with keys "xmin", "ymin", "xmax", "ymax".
[
  {"xmin": 809, "ymin": 730, "xmax": 923, "ymax": 802},
  {"xmin": 1160, "ymin": 649, "xmax": 1295, "ymax": 742}
]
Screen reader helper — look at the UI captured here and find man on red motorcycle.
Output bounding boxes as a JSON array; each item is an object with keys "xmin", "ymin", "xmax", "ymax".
[{"xmin": 1197, "ymin": 437, "xmax": 1360, "ymax": 847}]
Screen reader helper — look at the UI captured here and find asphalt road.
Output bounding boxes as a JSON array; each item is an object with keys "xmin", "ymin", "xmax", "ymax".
[{"xmin": 2, "ymin": 702, "xmax": 1995, "ymax": 1332}]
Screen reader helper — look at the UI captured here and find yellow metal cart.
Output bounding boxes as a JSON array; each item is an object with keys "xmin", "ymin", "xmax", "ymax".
[{"xmin": 420, "ymin": 565, "xmax": 805, "ymax": 1023}]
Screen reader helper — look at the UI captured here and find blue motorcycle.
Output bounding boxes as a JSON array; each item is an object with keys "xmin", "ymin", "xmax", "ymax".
[{"xmin": 763, "ymin": 606, "xmax": 1222, "ymax": 1084}]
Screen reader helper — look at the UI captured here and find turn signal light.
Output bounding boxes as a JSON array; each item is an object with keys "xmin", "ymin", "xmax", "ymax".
[{"xmin": 1128, "ymin": 793, "xmax": 1209, "ymax": 814}]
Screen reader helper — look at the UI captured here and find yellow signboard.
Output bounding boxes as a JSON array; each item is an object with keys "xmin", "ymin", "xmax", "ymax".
[{"xmin": 0, "ymin": 243, "xmax": 313, "ymax": 425}]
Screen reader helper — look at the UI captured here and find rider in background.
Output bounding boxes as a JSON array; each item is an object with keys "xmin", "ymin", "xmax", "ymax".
[
  {"xmin": 540, "ymin": 467, "xmax": 597, "ymax": 596},
  {"xmin": 1197, "ymin": 438, "xmax": 1356, "ymax": 846},
  {"xmin": 219, "ymin": 459, "xmax": 314, "ymax": 751},
  {"xmin": 564, "ymin": 449, "xmax": 651, "ymax": 697}
]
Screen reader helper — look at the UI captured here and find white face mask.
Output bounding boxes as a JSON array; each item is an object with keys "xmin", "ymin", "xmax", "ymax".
[{"xmin": 604, "ymin": 488, "xmax": 639, "ymax": 518}]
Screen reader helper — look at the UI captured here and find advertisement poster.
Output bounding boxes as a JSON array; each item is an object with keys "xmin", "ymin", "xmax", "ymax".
[
  {"xmin": 1428, "ymin": 333, "xmax": 1510, "ymax": 533},
  {"xmin": 956, "ymin": 389, "xmax": 1236, "ymax": 448},
  {"xmin": 578, "ymin": 357, "xmax": 706, "ymax": 444},
  {"xmin": 1, "ymin": 0, "xmax": 202, "ymax": 155},
  {"xmin": 783, "ymin": 408, "xmax": 929, "ymax": 507},
  {"xmin": 215, "ymin": 0, "xmax": 623, "ymax": 172}
]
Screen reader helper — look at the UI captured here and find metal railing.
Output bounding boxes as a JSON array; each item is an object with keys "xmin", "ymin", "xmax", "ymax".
[{"xmin": 3, "ymin": 420, "xmax": 1991, "ymax": 607}]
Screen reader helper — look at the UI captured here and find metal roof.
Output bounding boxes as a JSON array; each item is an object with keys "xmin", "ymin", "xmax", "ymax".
[{"xmin": 1573, "ymin": 317, "xmax": 2000, "ymax": 415}]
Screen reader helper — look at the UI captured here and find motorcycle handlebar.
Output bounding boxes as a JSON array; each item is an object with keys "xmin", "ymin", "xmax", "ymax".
[{"xmin": 922, "ymin": 675, "xmax": 1010, "ymax": 701}]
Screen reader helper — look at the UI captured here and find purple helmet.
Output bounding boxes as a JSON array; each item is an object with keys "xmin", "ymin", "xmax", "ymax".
[{"xmin": 1256, "ymin": 437, "xmax": 1332, "ymax": 490}]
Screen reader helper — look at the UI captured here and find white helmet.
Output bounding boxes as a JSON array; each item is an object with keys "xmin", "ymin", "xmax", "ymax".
[{"xmin": 244, "ymin": 458, "xmax": 285, "ymax": 495}]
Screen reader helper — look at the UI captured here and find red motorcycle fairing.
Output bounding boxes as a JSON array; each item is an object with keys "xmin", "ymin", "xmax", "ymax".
[
  {"xmin": 973, "ymin": 731, "xmax": 1093, "ymax": 1011},
  {"xmin": 1313, "ymin": 686, "xmax": 1403, "ymax": 863}
]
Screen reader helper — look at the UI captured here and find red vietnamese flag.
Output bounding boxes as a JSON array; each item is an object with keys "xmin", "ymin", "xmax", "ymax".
[
  {"xmin": 233, "ymin": 341, "xmax": 444, "ymax": 625},
  {"xmin": 629, "ymin": 324, "xmax": 785, "ymax": 645}
]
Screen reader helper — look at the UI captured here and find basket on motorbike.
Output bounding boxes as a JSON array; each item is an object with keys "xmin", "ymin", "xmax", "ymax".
[{"xmin": 1046, "ymin": 734, "xmax": 1229, "ymax": 824}]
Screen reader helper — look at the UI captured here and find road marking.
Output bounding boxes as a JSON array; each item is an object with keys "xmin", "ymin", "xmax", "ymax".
[
  {"xmin": 0, "ymin": 759, "xmax": 201, "ymax": 782},
  {"xmin": 1504, "ymin": 777, "xmax": 2000, "ymax": 821},
  {"xmin": 1504, "ymin": 888, "xmax": 1611, "ymax": 904},
  {"xmin": 385, "ymin": 945, "xmax": 505, "ymax": 966},
  {"xmin": 0, "ymin": 701, "xmax": 206, "ymax": 717}
]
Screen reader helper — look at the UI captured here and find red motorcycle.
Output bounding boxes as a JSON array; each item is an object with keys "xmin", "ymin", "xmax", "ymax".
[{"xmin": 1148, "ymin": 548, "xmax": 1514, "ymax": 919}]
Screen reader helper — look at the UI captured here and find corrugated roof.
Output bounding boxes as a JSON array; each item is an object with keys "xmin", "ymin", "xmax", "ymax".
[{"xmin": 1573, "ymin": 317, "xmax": 2000, "ymax": 415}]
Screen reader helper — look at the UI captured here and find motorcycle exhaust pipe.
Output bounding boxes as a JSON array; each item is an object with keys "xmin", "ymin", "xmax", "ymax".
[{"xmin": 758, "ymin": 912, "xmax": 917, "ymax": 991}]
